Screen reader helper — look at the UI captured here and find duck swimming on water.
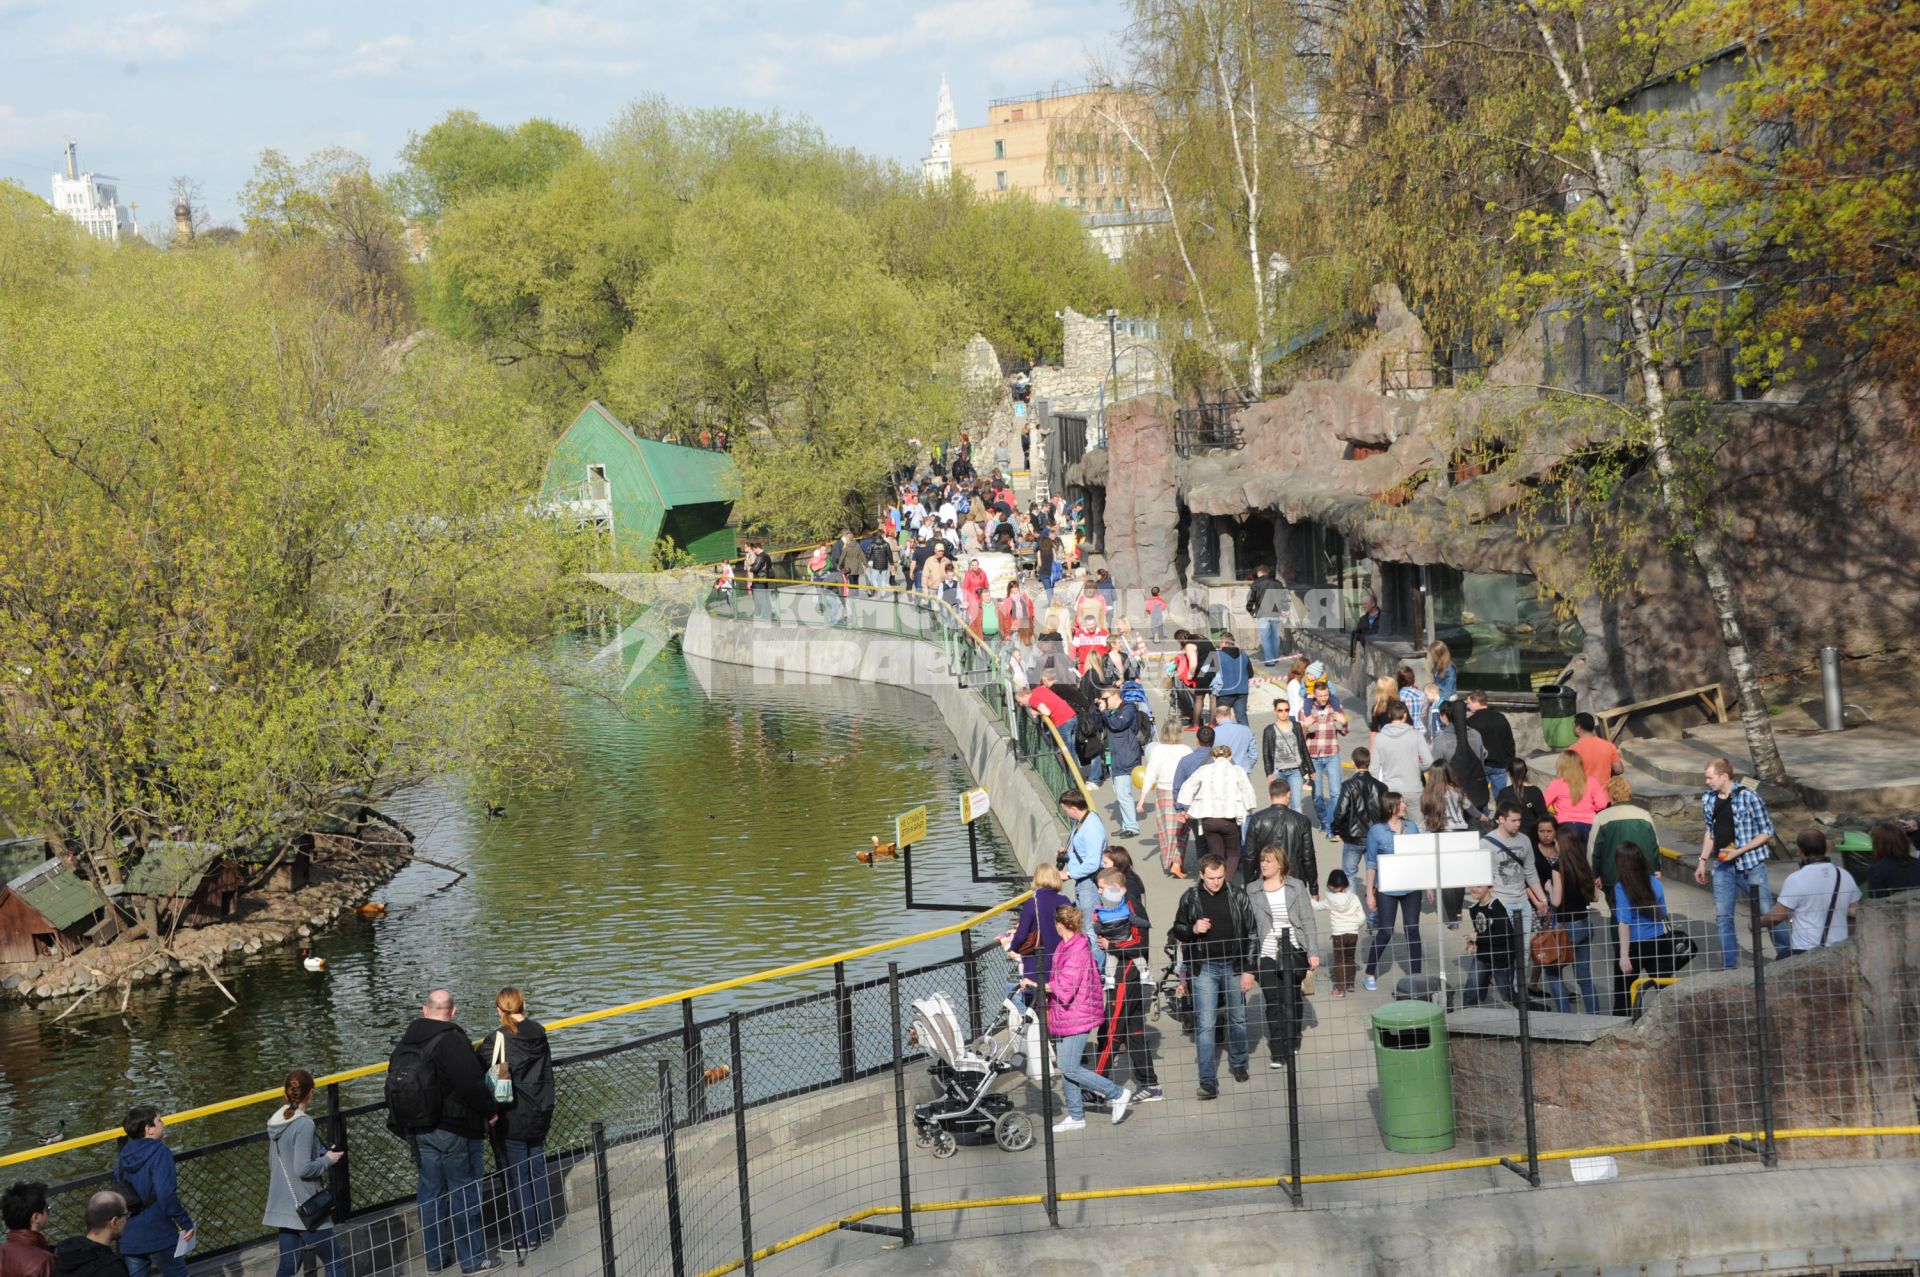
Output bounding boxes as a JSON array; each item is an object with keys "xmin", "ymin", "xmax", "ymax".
[{"xmin": 301, "ymin": 948, "xmax": 328, "ymax": 973}]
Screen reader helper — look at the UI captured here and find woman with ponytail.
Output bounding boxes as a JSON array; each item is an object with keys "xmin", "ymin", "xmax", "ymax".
[
  {"xmin": 262, "ymin": 1070, "xmax": 344, "ymax": 1277},
  {"xmin": 484, "ymin": 989, "xmax": 556, "ymax": 1252}
]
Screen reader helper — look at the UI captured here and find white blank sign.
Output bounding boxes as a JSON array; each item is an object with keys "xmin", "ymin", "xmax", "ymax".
[{"xmin": 1374, "ymin": 830, "xmax": 1497, "ymax": 893}]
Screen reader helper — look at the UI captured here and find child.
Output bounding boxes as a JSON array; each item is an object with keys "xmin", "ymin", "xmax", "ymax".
[
  {"xmin": 1462, "ymin": 883, "xmax": 1518, "ymax": 1007},
  {"xmin": 1093, "ymin": 868, "xmax": 1145, "ymax": 986},
  {"xmin": 1145, "ymin": 586, "xmax": 1167, "ymax": 641},
  {"xmin": 1322, "ymin": 869, "xmax": 1366, "ymax": 997}
]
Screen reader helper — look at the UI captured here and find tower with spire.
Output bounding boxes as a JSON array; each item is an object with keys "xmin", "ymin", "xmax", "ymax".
[{"xmin": 921, "ymin": 75, "xmax": 956, "ymax": 184}]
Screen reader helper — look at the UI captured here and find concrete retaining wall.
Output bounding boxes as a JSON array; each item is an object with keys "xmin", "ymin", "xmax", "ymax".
[{"xmin": 682, "ymin": 609, "xmax": 1061, "ymax": 872}]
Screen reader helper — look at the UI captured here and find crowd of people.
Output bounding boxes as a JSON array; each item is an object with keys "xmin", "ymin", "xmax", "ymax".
[{"xmin": 3, "ymin": 987, "xmax": 558, "ymax": 1277}]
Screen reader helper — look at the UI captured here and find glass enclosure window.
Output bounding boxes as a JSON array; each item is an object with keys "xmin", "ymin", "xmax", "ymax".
[{"xmin": 1426, "ymin": 567, "xmax": 1584, "ymax": 692}]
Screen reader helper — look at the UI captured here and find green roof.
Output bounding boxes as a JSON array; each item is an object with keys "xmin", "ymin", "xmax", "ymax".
[
  {"xmin": 124, "ymin": 841, "xmax": 223, "ymax": 898},
  {"xmin": 569, "ymin": 402, "xmax": 740, "ymax": 508},
  {"xmin": 7, "ymin": 859, "xmax": 101, "ymax": 931}
]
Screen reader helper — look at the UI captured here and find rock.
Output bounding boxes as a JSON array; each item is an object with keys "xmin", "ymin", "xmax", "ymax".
[
  {"xmin": 243, "ymin": 941, "xmax": 260, "ymax": 955},
  {"xmin": 298, "ymin": 925, "xmax": 312, "ymax": 938},
  {"xmin": 227, "ymin": 940, "xmax": 246, "ymax": 953},
  {"xmin": 2, "ymin": 974, "xmax": 20, "ymax": 991}
]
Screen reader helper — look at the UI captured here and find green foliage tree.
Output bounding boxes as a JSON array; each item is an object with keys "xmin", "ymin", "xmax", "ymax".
[
  {"xmin": 392, "ymin": 110, "xmax": 585, "ymax": 221},
  {"xmin": 240, "ymin": 147, "xmax": 413, "ymax": 330},
  {"xmin": 608, "ymin": 186, "xmax": 962, "ymax": 537},
  {"xmin": 0, "ymin": 206, "xmax": 571, "ymax": 910}
]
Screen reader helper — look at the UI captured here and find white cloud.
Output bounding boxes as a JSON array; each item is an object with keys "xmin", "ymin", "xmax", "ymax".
[
  {"xmin": 739, "ymin": 56, "xmax": 788, "ymax": 98},
  {"xmin": 0, "ymin": 102, "xmax": 113, "ymax": 156},
  {"xmin": 774, "ymin": 0, "xmax": 1073, "ymax": 70},
  {"xmin": 337, "ymin": 32, "xmax": 417, "ymax": 80},
  {"xmin": 44, "ymin": 0, "xmax": 262, "ymax": 63}
]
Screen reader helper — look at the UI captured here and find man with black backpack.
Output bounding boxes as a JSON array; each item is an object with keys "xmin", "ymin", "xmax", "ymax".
[{"xmin": 388, "ymin": 990, "xmax": 501, "ymax": 1275}]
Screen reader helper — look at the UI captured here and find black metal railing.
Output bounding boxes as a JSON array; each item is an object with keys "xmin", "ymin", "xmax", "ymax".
[{"xmin": 1173, "ymin": 401, "xmax": 1246, "ymax": 456}]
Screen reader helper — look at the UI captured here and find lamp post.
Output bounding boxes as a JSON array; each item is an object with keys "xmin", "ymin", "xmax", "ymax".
[{"xmin": 1104, "ymin": 308, "xmax": 1119, "ymax": 446}]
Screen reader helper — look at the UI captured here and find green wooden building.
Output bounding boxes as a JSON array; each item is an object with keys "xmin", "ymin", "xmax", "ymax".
[{"xmin": 540, "ymin": 402, "xmax": 739, "ymax": 563}]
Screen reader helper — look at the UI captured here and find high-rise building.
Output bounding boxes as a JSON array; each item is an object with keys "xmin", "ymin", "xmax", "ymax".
[{"xmin": 50, "ymin": 142, "xmax": 136, "ymax": 242}]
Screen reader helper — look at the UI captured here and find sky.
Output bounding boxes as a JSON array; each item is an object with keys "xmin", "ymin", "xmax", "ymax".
[{"xmin": 0, "ymin": 0, "xmax": 1128, "ymax": 228}]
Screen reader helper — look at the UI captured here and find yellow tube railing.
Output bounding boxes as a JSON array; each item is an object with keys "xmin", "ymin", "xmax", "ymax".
[{"xmin": 0, "ymin": 892, "xmax": 1030, "ymax": 1169}]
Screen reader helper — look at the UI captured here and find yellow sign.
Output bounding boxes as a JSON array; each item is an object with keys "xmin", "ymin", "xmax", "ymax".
[
  {"xmin": 959, "ymin": 787, "xmax": 991, "ymax": 824},
  {"xmin": 1528, "ymin": 669, "xmax": 1559, "ymax": 691},
  {"xmin": 895, "ymin": 805, "xmax": 928, "ymax": 848}
]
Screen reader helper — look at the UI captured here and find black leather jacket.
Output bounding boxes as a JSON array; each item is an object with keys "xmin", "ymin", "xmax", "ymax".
[
  {"xmin": 1331, "ymin": 771, "xmax": 1387, "ymax": 846},
  {"xmin": 1243, "ymin": 803, "xmax": 1319, "ymax": 893},
  {"xmin": 1170, "ymin": 882, "xmax": 1259, "ymax": 972},
  {"xmin": 1261, "ymin": 720, "xmax": 1311, "ymax": 779}
]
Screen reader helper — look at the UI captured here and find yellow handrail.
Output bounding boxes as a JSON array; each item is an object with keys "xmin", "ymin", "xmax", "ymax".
[
  {"xmin": 694, "ymin": 1122, "xmax": 1920, "ymax": 1276},
  {"xmin": 0, "ymin": 892, "xmax": 1030, "ymax": 1168}
]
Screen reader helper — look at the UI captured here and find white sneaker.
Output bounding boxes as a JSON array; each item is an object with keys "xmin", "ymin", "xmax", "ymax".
[
  {"xmin": 1110, "ymin": 1086, "xmax": 1133, "ymax": 1125},
  {"xmin": 1052, "ymin": 1117, "xmax": 1086, "ymax": 1133}
]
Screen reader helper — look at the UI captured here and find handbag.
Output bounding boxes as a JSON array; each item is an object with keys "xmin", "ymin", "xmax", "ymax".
[
  {"xmin": 490, "ymin": 1033, "xmax": 515, "ymax": 1106},
  {"xmin": 1530, "ymin": 919, "xmax": 1574, "ymax": 970},
  {"xmin": 271, "ymin": 1123, "xmax": 334, "ymax": 1230}
]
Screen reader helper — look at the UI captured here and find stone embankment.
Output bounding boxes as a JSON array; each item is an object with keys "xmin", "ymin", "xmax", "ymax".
[{"xmin": 1, "ymin": 838, "xmax": 411, "ymax": 1006}]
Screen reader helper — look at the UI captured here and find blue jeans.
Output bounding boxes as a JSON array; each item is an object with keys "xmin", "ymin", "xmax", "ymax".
[
  {"xmin": 1217, "ymin": 693, "xmax": 1249, "ymax": 726},
  {"xmin": 1256, "ymin": 618, "xmax": 1282, "ymax": 664},
  {"xmin": 823, "ymin": 586, "xmax": 846, "ymax": 625},
  {"xmin": 1311, "ymin": 754, "xmax": 1343, "ymax": 833},
  {"xmin": 275, "ymin": 1229, "xmax": 345, "ymax": 1277},
  {"xmin": 1054, "ymin": 1031, "xmax": 1125, "ymax": 1120},
  {"xmin": 1189, "ymin": 959, "xmax": 1248, "ymax": 1086},
  {"xmin": 1485, "ymin": 768, "xmax": 1511, "ymax": 802},
  {"xmin": 415, "ymin": 1129, "xmax": 488, "ymax": 1272},
  {"xmin": 1546, "ymin": 911, "xmax": 1603, "ymax": 1014},
  {"xmin": 1272, "ymin": 767, "xmax": 1306, "ymax": 815},
  {"xmin": 1054, "ymin": 716, "xmax": 1077, "ymax": 764},
  {"xmin": 1149, "ymin": 615, "xmax": 1167, "ymax": 641},
  {"xmin": 751, "ymin": 588, "xmax": 773, "ymax": 621},
  {"xmin": 1111, "ymin": 766, "xmax": 1140, "ymax": 835},
  {"xmin": 124, "ymin": 1252, "xmax": 187, "ymax": 1277},
  {"xmin": 1341, "ymin": 844, "xmax": 1371, "ymax": 924},
  {"xmin": 502, "ymin": 1139, "xmax": 554, "ymax": 1248},
  {"xmin": 1711, "ymin": 861, "xmax": 1790, "ymax": 968},
  {"xmin": 1364, "ymin": 892, "xmax": 1424, "ymax": 976},
  {"xmin": 863, "ymin": 566, "xmax": 888, "ymax": 596}
]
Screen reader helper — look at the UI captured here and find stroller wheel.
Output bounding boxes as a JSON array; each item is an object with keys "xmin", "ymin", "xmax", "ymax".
[
  {"xmin": 914, "ymin": 1130, "xmax": 932, "ymax": 1148},
  {"xmin": 993, "ymin": 1110, "xmax": 1035, "ymax": 1152},
  {"xmin": 930, "ymin": 1129, "xmax": 959, "ymax": 1159}
]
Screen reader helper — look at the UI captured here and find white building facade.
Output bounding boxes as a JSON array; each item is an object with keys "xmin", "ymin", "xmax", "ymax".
[
  {"xmin": 51, "ymin": 143, "xmax": 135, "ymax": 242},
  {"xmin": 921, "ymin": 75, "xmax": 956, "ymax": 184}
]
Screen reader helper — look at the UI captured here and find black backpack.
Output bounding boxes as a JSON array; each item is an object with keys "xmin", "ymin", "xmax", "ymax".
[
  {"xmin": 109, "ymin": 1164, "xmax": 147, "ymax": 1218},
  {"xmin": 384, "ymin": 1037, "xmax": 443, "ymax": 1136}
]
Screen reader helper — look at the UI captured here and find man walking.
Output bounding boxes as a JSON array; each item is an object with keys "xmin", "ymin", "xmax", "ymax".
[
  {"xmin": 1246, "ymin": 565, "xmax": 1286, "ymax": 666},
  {"xmin": 1169, "ymin": 855, "xmax": 1257, "ymax": 1099},
  {"xmin": 1058, "ymin": 789, "xmax": 1108, "ymax": 935},
  {"xmin": 1765, "ymin": 830, "xmax": 1861, "ymax": 956},
  {"xmin": 1209, "ymin": 705, "xmax": 1257, "ymax": 777},
  {"xmin": 1100, "ymin": 688, "xmax": 1145, "ymax": 838},
  {"xmin": 1571, "ymin": 713, "xmax": 1624, "ymax": 796},
  {"xmin": 743, "ymin": 540, "xmax": 776, "ymax": 622},
  {"xmin": 1464, "ymin": 691, "xmax": 1517, "ymax": 798},
  {"xmin": 1212, "ymin": 633, "xmax": 1253, "ymax": 726},
  {"xmin": 1330, "ymin": 746, "xmax": 1385, "ymax": 901},
  {"xmin": 862, "ymin": 529, "xmax": 893, "ymax": 595},
  {"xmin": 1261, "ymin": 699, "xmax": 1310, "ymax": 814},
  {"xmin": 1302, "ymin": 685, "xmax": 1349, "ymax": 837},
  {"xmin": 1482, "ymin": 800, "xmax": 1549, "ymax": 1001},
  {"xmin": 52, "ymin": 1194, "xmax": 128, "ymax": 1277},
  {"xmin": 389, "ymin": 991, "xmax": 502, "ymax": 1275},
  {"xmin": 1243, "ymin": 778, "xmax": 1317, "ymax": 892},
  {"xmin": 1589, "ymin": 776, "xmax": 1659, "ymax": 904},
  {"xmin": 1695, "ymin": 758, "xmax": 1789, "ymax": 968},
  {"xmin": 1171, "ymin": 725, "xmax": 1215, "ymax": 876},
  {"xmin": 1433, "ymin": 699, "xmax": 1491, "ymax": 816}
]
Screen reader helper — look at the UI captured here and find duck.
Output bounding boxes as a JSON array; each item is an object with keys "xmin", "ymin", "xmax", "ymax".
[
  {"xmin": 38, "ymin": 1121, "xmax": 64, "ymax": 1146},
  {"xmin": 354, "ymin": 902, "xmax": 387, "ymax": 917},
  {"xmin": 860, "ymin": 835, "xmax": 898, "ymax": 863},
  {"xmin": 702, "ymin": 1064, "xmax": 730, "ymax": 1086},
  {"xmin": 485, "ymin": 805, "xmax": 507, "ymax": 819},
  {"xmin": 301, "ymin": 947, "xmax": 328, "ymax": 973}
]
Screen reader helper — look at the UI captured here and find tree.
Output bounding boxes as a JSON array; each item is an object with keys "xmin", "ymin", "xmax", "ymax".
[
  {"xmin": 0, "ymin": 207, "xmax": 571, "ymax": 920},
  {"xmin": 608, "ymin": 186, "xmax": 962, "ymax": 537},
  {"xmin": 1500, "ymin": 0, "xmax": 1791, "ymax": 783},
  {"xmin": 240, "ymin": 147, "xmax": 412, "ymax": 329},
  {"xmin": 391, "ymin": 110, "xmax": 585, "ymax": 221}
]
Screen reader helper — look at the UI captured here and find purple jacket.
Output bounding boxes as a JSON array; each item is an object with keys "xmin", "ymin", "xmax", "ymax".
[
  {"xmin": 1010, "ymin": 887, "xmax": 1070, "ymax": 982},
  {"xmin": 1045, "ymin": 933, "xmax": 1106, "ymax": 1037}
]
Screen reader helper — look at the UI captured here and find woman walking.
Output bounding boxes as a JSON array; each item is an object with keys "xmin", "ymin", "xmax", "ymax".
[
  {"xmin": 1543, "ymin": 749, "xmax": 1606, "ymax": 845},
  {"xmin": 1545, "ymin": 829, "xmax": 1604, "ymax": 1014},
  {"xmin": 113, "ymin": 1107, "xmax": 194, "ymax": 1277},
  {"xmin": 1362, "ymin": 792, "xmax": 1427, "ymax": 991},
  {"xmin": 1137, "ymin": 719, "xmax": 1194, "ymax": 877},
  {"xmin": 1020, "ymin": 905, "xmax": 1133, "ymax": 1132},
  {"xmin": 1420, "ymin": 763, "xmax": 1477, "ymax": 928},
  {"xmin": 1612, "ymin": 843, "xmax": 1691, "ymax": 1015},
  {"xmin": 1001, "ymin": 864, "xmax": 1072, "ymax": 1006},
  {"xmin": 1247, "ymin": 847, "xmax": 1319, "ymax": 1065},
  {"xmin": 263, "ymin": 1071, "xmax": 345, "ymax": 1277},
  {"xmin": 487, "ymin": 989, "xmax": 557, "ymax": 1253},
  {"xmin": 1176, "ymin": 745, "xmax": 1258, "ymax": 880}
]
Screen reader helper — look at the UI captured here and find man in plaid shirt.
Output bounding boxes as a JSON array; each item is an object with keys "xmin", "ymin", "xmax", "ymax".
[
  {"xmin": 1303, "ymin": 684, "xmax": 1350, "ymax": 837},
  {"xmin": 1694, "ymin": 756, "xmax": 1790, "ymax": 967}
]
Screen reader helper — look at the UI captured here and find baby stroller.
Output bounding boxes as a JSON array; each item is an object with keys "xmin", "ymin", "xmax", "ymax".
[
  {"xmin": 908, "ymin": 992, "xmax": 1038, "ymax": 1158},
  {"xmin": 1150, "ymin": 941, "xmax": 1193, "ymax": 1033}
]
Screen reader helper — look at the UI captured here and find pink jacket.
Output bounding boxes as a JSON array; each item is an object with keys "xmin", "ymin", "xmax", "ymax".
[{"xmin": 1045, "ymin": 933, "xmax": 1106, "ymax": 1037}]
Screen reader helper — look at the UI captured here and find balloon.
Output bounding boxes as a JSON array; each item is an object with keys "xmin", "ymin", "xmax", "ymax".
[{"xmin": 1131, "ymin": 766, "xmax": 1147, "ymax": 790}]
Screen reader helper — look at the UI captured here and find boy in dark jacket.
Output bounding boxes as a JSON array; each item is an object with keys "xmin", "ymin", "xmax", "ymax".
[
  {"xmin": 1101, "ymin": 689, "xmax": 1145, "ymax": 837},
  {"xmin": 1462, "ymin": 885, "xmax": 1519, "ymax": 1007},
  {"xmin": 2, "ymin": 1182, "xmax": 54, "ymax": 1277}
]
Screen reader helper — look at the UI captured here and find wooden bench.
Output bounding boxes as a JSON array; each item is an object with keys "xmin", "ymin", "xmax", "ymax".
[{"xmin": 1594, "ymin": 683, "xmax": 1734, "ymax": 742}]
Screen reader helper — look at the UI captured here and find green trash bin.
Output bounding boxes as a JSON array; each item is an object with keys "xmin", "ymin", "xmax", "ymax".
[
  {"xmin": 1372, "ymin": 1001, "xmax": 1455, "ymax": 1153},
  {"xmin": 1538, "ymin": 684, "xmax": 1577, "ymax": 750}
]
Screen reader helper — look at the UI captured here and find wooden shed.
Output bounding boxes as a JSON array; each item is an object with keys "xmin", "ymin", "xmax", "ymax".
[
  {"xmin": 124, "ymin": 841, "xmax": 245, "ymax": 926},
  {"xmin": 0, "ymin": 857, "xmax": 103, "ymax": 964},
  {"xmin": 539, "ymin": 401, "xmax": 740, "ymax": 562}
]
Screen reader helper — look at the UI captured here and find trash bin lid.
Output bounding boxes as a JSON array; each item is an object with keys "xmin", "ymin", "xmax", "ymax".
[
  {"xmin": 1372, "ymin": 1000, "xmax": 1446, "ymax": 1031},
  {"xmin": 1835, "ymin": 830, "xmax": 1873, "ymax": 853}
]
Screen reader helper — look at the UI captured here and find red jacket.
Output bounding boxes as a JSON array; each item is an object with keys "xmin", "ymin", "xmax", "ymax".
[{"xmin": 2, "ymin": 1230, "xmax": 54, "ymax": 1277}]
